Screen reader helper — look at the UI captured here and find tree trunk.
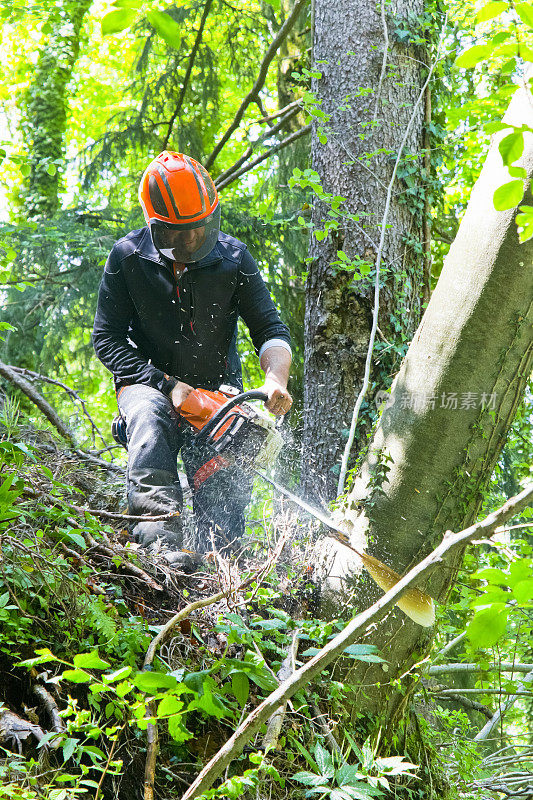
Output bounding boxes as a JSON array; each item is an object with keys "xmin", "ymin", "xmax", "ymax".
[
  {"xmin": 319, "ymin": 78, "xmax": 533, "ymax": 728},
  {"xmin": 22, "ymin": 0, "xmax": 91, "ymax": 219},
  {"xmin": 302, "ymin": 0, "xmax": 427, "ymax": 500}
]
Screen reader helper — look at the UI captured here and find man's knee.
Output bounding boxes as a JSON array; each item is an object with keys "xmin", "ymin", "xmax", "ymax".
[{"xmin": 118, "ymin": 384, "xmax": 178, "ymax": 439}]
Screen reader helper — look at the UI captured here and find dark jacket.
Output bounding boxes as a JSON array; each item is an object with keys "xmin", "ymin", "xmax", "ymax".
[{"xmin": 92, "ymin": 227, "xmax": 290, "ymax": 394}]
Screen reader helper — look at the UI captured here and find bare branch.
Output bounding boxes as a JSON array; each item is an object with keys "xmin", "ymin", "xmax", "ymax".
[
  {"xmin": 178, "ymin": 482, "xmax": 533, "ymax": 800},
  {"xmin": 10, "ymin": 366, "xmax": 109, "ymax": 451},
  {"xmin": 214, "ymin": 105, "xmax": 302, "ymax": 186},
  {"xmin": 0, "ymin": 359, "xmax": 76, "ymax": 447},
  {"xmin": 215, "ymin": 124, "xmax": 311, "ymax": 191},
  {"xmin": 204, "ymin": 0, "xmax": 308, "ymax": 171},
  {"xmin": 474, "ymin": 668, "xmax": 533, "ymax": 742},
  {"xmin": 429, "ymin": 663, "xmax": 533, "ymax": 676}
]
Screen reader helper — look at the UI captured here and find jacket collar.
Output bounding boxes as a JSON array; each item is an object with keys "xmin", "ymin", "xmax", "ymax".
[{"xmin": 135, "ymin": 226, "xmax": 223, "ymax": 270}]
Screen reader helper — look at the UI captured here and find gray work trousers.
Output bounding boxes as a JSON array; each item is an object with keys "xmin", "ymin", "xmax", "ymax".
[{"xmin": 117, "ymin": 384, "xmax": 252, "ymax": 554}]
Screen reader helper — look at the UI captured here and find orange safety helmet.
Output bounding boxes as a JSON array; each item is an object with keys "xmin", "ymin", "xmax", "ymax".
[{"xmin": 139, "ymin": 151, "xmax": 220, "ymax": 263}]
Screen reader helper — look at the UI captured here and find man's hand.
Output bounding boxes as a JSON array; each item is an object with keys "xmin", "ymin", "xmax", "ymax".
[
  {"xmin": 259, "ymin": 345, "xmax": 293, "ymax": 416},
  {"xmin": 169, "ymin": 380, "xmax": 194, "ymax": 410},
  {"xmin": 261, "ymin": 375, "xmax": 293, "ymax": 416}
]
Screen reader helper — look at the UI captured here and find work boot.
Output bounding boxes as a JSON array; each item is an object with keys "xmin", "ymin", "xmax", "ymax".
[{"xmin": 132, "ymin": 520, "xmax": 203, "ymax": 572}]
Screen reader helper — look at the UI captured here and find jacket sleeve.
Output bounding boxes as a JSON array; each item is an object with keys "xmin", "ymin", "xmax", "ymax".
[
  {"xmin": 235, "ymin": 249, "xmax": 291, "ymax": 355},
  {"xmin": 92, "ymin": 248, "xmax": 177, "ymax": 395}
]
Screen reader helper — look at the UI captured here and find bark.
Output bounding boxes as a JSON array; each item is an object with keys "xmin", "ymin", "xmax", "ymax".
[
  {"xmin": 22, "ymin": 0, "xmax": 91, "ymax": 218},
  {"xmin": 319, "ymin": 78, "xmax": 533, "ymax": 725},
  {"xmin": 302, "ymin": 0, "xmax": 427, "ymax": 499}
]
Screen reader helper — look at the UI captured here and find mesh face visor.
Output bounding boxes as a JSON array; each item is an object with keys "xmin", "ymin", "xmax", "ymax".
[{"xmin": 151, "ymin": 206, "xmax": 220, "ymax": 264}]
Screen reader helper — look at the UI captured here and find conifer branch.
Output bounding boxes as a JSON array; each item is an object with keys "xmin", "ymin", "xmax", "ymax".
[{"xmin": 162, "ymin": 0, "xmax": 214, "ymax": 151}]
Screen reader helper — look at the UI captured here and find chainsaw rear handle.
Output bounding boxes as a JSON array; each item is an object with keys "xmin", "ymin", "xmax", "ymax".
[{"xmin": 194, "ymin": 390, "xmax": 268, "ymax": 445}]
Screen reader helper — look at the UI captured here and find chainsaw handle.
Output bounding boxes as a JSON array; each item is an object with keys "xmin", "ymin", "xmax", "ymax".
[{"xmin": 194, "ymin": 390, "xmax": 269, "ymax": 445}]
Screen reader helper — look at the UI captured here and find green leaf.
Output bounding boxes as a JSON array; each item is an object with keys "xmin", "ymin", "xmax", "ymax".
[
  {"xmin": 513, "ymin": 579, "xmax": 533, "ymax": 603},
  {"xmin": 168, "ymin": 713, "xmax": 192, "ymax": 742},
  {"xmin": 46, "ymin": 163, "xmax": 57, "ymax": 176},
  {"xmin": 466, "ymin": 605, "xmax": 508, "ymax": 648},
  {"xmin": 508, "ymin": 166, "xmax": 527, "ymax": 178},
  {"xmin": 471, "ymin": 567, "xmax": 509, "ymax": 584},
  {"xmin": 73, "ymin": 652, "xmax": 110, "ymax": 670},
  {"xmin": 499, "ymin": 131, "xmax": 524, "ymax": 165},
  {"xmin": 63, "ymin": 669, "xmax": 93, "ymax": 683},
  {"xmin": 515, "ymin": 1, "xmax": 533, "ymax": 27},
  {"xmin": 146, "ymin": 10, "xmax": 181, "ymax": 49},
  {"xmin": 188, "ymin": 687, "xmax": 228, "ymax": 719},
  {"xmin": 17, "ymin": 648, "xmax": 59, "ymax": 668},
  {"xmin": 132, "ymin": 671, "xmax": 178, "ymax": 692},
  {"xmin": 103, "ymin": 666, "xmax": 132, "ymax": 683},
  {"xmin": 293, "ymin": 772, "xmax": 326, "ymax": 787},
  {"xmin": 476, "ymin": 0, "xmax": 507, "ymax": 22},
  {"xmin": 314, "ymin": 742, "xmax": 334, "ymax": 778},
  {"xmin": 101, "ymin": 8, "xmax": 137, "ymax": 35},
  {"xmin": 493, "ymin": 180, "xmax": 524, "ymax": 210},
  {"xmin": 113, "ymin": 0, "xmax": 142, "ymax": 7},
  {"xmin": 517, "ymin": 204, "xmax": 533, "ymax": 242},
  {"xmin": 62, "ymin": 737, "xmax": 78, "ymax": 762},
  {"xmin": 231, "ymin": 672, "xmax": 250, "ymax": 707},
  {"xmin": 157, "ymin": 694, "xmax": 183, "ymax": 717},
  {"xmin": 456, "ymin": 44, "xmax": 491, "ymax": 68}
]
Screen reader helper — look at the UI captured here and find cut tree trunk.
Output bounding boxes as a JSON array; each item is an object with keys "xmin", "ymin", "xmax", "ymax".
[
  {"xmin": 319, "ymin": 77, "xmax": 533, "ymax": 726},
  {"xmin": 302, "ymin": 0, "xmax": 428, "ymax": 500}
]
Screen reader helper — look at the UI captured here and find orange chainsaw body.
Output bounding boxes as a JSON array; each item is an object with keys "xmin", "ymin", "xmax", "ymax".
[{"xmin": 179, "ymin": 388, "xmax": 247, "ymax": 441}]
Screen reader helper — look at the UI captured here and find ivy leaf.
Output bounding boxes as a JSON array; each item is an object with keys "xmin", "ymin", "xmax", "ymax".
[
  {"xmin": 146, "ymin": 10, "xmax": 181, "ymax": 49},
  {"xmin": 499, "ymin": 131, "xmax": 524, "ymax": 165},
  {"xmin": 73, "ymin": 652, "xmax": 110, "ymax": 670},
  {"xmin": 101, "ymin": 9, "xmax": 137, "ymax": 36},
  {"xmin": 493, "ymin": 179, "xmax": 524, "ymax": 210},
  {"xmin": 476, "ymin": 0, "xmax": 507, "ymax": 22},
  {"xmin": 515, "ymin": 1, "xmax": 533, "ymax": 27},
  {"xmin": 456, "ymin": 44, "xmax": 491, "ymax": 68},
  {"xmin": 466, "ymin": 605, "xmax": 508, "ymax": 648}
]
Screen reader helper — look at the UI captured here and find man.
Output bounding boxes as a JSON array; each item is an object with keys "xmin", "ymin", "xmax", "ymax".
[{"xmin": 92, "ymin": 151, "xmax": 292, "ymax": 565}]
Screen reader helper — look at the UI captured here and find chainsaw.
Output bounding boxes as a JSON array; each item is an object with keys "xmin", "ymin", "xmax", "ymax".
[
  {"xmin": 112, "ymin": 385, "xmax": 283, "ymax": 490},
  {"xmin": 112, "ymin": 386, "xmax": 434, "ymax": 627}
]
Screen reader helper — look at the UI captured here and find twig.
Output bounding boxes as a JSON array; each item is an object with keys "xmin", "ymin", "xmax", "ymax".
[
  {"xmin": 432, "ymin": 690, "xmax": 492, "ymax": 718},
  {"xmin": 435, "ymin": 630, "xmax": 467, "ymax": 659},
  {"xmin": 94, "ymin": 722, "xmax": 127, "ymax": 800},
  {"xmin": 161, "ymin": 0, "xmax": 214, "ymax": 150},
  {"xmin": 32, "ymin": 685, "xmax": 65, "ymax": 733},
  {"xmin": 0, "ymin": 360, "xmax": 76, "ymax": 447},
  {"xmin": 215, "ymin": 125, "xmax": 311, "ymax": 191},
  {"xmin": 251, "ymin": 100, "xmax": 300, "ymax": 126},
  {"xmin": 68, "ymin": 504, "xmax": 181, "ymax": 523},
  {"xmin": 80, "ymin": 528, "xmax": 164, "ymax": 593},
  {"xmin": 309, "ymin": 702, "xmax": 345, "ymax": 760},
  {"xmin": 214, "ymin": 106, "xmax": 301, "ymax": 185},
  {"xmin": 205, "ymin": 0, "xmax": 308, "ymax": 170},
  {"xmin": 143, "ymin": 532, "xmax": 288, "ymax": 800},
  {"xmin": 10, "ymin": 366, "xmax": 109, "ymax": 451},
  {"xmin": 178, "ymin": 482, "xmax": 533, "ymax": 800},
  {"xmin": 336, "ymin": 28, "xmax": 446, "ymax": 495},
  {"xmin": 474, "ymin": 668, "xmax": 533, "ymax": 742},
  {"xmin": 262, "ymin": 630, "xmax": 300, "ymax": 751}
]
